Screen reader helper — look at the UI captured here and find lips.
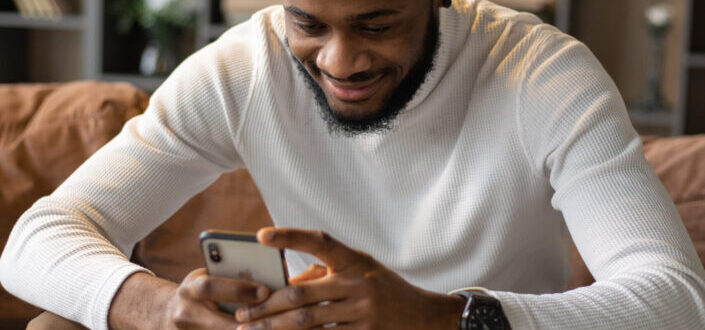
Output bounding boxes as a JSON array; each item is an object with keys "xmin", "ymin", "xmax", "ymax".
[{"xmin": 323, "ymin": 74, "xmax": 385, "ymax": 102}]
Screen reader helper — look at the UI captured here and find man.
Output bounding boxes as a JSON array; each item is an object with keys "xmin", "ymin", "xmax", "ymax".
[{"xmin": 2, "ymin": 0, "xmax": 704, "ymax": 329}]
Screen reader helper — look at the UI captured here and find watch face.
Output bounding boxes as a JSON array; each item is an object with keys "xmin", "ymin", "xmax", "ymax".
[{"xmin": 469, "ymin": 305, "xmax": 505, "ymax": 330}]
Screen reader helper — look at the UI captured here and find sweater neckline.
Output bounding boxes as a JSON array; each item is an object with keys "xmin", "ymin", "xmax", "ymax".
[{"xmin": 402, "ymin": 5, "xmax": 468, "ymax": 111}]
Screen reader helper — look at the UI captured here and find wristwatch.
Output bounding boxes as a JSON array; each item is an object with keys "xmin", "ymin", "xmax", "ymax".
[{"xmin": 454, "ymin": 290, "xmax": 511, "ymax": 330}]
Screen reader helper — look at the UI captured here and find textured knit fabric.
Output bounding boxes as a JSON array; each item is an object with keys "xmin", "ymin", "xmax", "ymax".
[{"xmin": 2, "ymin": 1, "xmax": 705, "ymax": 329}]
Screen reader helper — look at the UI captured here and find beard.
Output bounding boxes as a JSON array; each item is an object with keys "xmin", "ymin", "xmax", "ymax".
[{"xmin": 290, "ymin": 10, "xmax": 440, "ymax": 137}]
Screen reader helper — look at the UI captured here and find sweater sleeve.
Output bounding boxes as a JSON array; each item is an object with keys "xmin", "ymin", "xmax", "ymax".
[
  {"xmin": 0, "ymin": 24, "xmax": 259, "ymax": 330},
  {"xmin": 492, "ymin": 28, "xmax": 705, "ymax": 329}
]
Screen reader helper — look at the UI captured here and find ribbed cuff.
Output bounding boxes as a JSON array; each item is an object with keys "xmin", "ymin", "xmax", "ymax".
[
  {"xmin": 491, "ymin": 290, "xmax": 534, "ymax": 330},
  {"xmin": 91, "ymin": 263, "xmax": 155, "ymax": 330},
  {"xmin": 448, "ymin": 286, "xmax": 497, "ymax": 297}
]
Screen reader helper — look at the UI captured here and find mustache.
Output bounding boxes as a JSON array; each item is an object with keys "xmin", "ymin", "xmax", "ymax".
[
  {"xmin": 311, "ymin": 63, "xmax": 395, "ymax": 83},
  {"xmin": 284, "ymin": 39, "xmax": 394, "ymax": 83}
]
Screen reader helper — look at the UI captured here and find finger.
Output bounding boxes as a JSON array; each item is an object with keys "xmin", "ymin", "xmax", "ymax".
[
  {"xmin": 311, "ymin": 323, "xmax": 358, "ymax": 330},
  {"xmin": 289, "ymin": 264, "xmax": 328, "ymax": 284},
  {"xmin": 236, "ymin": 300, "xmax": 361, "ymax": 330},
  {"xmin": 236, "ymin": 278, "xmax": 351, "ymax": 322},
  {"xmin": 182, "ymin": 269, "xmax": 269, "ymax": 305},
  {"xmin": 257, "ymin": 227, "xmax": 364, "ymax": 271},
  {"xmin": 170, "ymin": 299, "xmax": 240, "ymax": 329}
]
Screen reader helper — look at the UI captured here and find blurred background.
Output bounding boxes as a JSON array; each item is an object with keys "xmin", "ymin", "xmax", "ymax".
[{"xmin": 0, "ymin": 0, "xmax": 703, "ymax": 135}]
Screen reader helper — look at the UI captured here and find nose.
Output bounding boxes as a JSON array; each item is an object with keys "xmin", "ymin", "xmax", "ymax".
[{"xmin": 316, "ymin": 33, "xmax": 373, "ymax": 80}]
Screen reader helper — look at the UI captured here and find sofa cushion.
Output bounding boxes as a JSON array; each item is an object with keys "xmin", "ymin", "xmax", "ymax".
[
  {"xmin": 0, "ymin": 81, "xmax": 149, "ymax": 329},
  {"xmin": 130, "ymin": 169, "xmax": 273, "ymax": 282},
  {"xmin": 643, "ymin": 135, "xmax": 705, "ymax": 264}
]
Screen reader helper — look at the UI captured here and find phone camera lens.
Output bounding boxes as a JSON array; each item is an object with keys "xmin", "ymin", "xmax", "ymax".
[{"xmin": 208, "ymin": 243, "xmax": 221, "ymax": 263}]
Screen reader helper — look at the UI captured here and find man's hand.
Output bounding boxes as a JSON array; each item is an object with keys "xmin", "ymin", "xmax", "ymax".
[
  {"xmin": 109, "ymin": 269, "xmax": 269, "ymax": 329},
  {"xmin": 109, "ymin": 249, "xmax": 329, "ymax": 329},
  {"xmin": 235, "ymin": 227, "xmax": 466, "ymax": 330},
  {"xmin": 159, "ymin": 268, "xmax": 271, "ymax": 329}
]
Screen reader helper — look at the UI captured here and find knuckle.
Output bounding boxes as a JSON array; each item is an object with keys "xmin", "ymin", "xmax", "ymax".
[
  {"xmin": 231, "ymin": 282, "xmax": 255, "ymax": 299},
  {"xmin": 281, "ymin": 230, "xmax": 296, "ymax": 241},
  {"xmin": 286, "ymin": 285, "xmax": 307, "ymax": 305},
  {"xmin": 249, "ymin": 304, "xmax": 266, "ymax": 319},
  {"xmin": 356, "ymin": 296, "xmax": 377, "ymax": 319},
  {"xmin": 176, "ymin": 284, "xmax": 190, "ymax": 298},
  {"xmin": 316, "ymin": 230, "xmax": 333, "ymax": 244},
  {"xmin": 170, "ymin": 305, "xmax": 191, "ymax": 327},
  {"xmin": 315, "ymin": 231, "xmax": 335, "ymax": 253},
  {"xmin": 191, "ymin": 275, "xmax": 212, "ymax": 298},
  {"xmin": 295, "ymin": 308, "xmax": 314, "ymax": 327},
  {"xmin": 357, "ymin": 297, "xmax": 373, "ymax": 312}
]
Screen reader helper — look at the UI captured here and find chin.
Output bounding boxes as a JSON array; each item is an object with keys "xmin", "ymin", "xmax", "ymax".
[{"xmin": 326, "ymin": 98, "xmax": 386, "ymax": 122}]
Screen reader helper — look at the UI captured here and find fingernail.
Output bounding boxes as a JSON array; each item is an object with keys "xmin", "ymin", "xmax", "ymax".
[
  {"xmin": 263, "ymin": 229, "xmax": 275, "ymax": 241},
  {"xmin": 239, "ymin": 323, "xmax": 262, "ymax": 330},
  {"xmin": 257, "ymin": 286, "xmax": 269, "ymax": 300},
  {"xmin": 236, "ymin": 308, "xmax": 249, "ymax": 322}
]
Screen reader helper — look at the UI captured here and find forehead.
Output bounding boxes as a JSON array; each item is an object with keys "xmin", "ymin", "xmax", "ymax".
[{"xmin": 282, "ymin": 0, "xmax": 425, "ymax": 20}]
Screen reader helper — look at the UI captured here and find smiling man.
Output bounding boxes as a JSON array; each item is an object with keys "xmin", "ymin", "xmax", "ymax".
[
  {"xmin": 286, "ymin": 1, "xmax": 440, "ymax": 135},
  {"xmin": 2, "ymin": 0, "xmax": 705, "ymax": 330}
]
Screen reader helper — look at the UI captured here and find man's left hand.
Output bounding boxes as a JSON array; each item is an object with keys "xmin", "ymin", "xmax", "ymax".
[{"xmin": 235, "ymin": 227, "xmax": 466, "ymax": 330}]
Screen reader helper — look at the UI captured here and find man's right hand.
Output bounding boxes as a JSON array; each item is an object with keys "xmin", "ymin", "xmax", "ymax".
[{"xmin": 108, "ymin": 268, "xmax": 270, "ymax": 330}]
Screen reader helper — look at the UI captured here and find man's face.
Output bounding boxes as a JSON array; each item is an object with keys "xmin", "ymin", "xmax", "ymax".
[{"xmin": 284, "ymin": 0, "xmax": 442, "ymax": 135}]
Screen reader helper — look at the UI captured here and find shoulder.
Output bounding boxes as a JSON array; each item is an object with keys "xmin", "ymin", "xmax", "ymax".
[
  {"xmin": 206, "ymin": 5, "xmax": 288, "ymax": 75},
  {"xmin": 453, "ymin": 0, "xmax": 579, "ymax": 71}
]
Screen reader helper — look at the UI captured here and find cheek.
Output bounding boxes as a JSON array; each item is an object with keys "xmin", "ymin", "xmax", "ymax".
[
  {"xmin": 288, "ymin": 41, "xmax": 313, "ymax": 64},
  {"xmin": 373, "ymin": 26, "xmax": 428, "ymax": 78},
  {"xmin": 285, "ymin": 26, "xmax": 318, "ymax": 64}
]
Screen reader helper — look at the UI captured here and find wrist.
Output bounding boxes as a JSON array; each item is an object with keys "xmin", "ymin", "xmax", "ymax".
[
  {"xmin": 421, "ymin": 291, "xmax": 466, "ymax": 329},
  {"xmin": 108, "ymin": 272, "xmax": 177, "ymax": 330}
]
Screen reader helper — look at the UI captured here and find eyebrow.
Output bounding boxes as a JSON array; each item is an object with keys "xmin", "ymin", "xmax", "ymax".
[
  {"xmin": 349, "ymin": 9, "xmax": 401, "ymax": 21},
  {"xmin": 285, "ymin": 6, "xmax": 316, "ymax": 20},
  {"xmin": 284, "ymin": 6, "xmax": 402, "ymax": 22}
]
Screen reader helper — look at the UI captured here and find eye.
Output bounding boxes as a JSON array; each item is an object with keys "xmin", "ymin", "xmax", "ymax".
[
  {"xmin": 295, "ymin": 22, "xmax": 327, "ymax": 34},
  {"xmin": 359, "ymin": 25, "xmax": 392, "ymax": 34}
]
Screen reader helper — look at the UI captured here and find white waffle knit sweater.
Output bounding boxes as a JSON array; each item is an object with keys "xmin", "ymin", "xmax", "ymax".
[{"xmin": 2, "ymin": 1, "xmax": 705, "ymax": 329}]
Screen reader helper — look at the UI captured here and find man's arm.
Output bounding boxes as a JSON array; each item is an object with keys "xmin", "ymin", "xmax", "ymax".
[
  {"xmin": 493, "ymin": 27, "xmax": 705, "ymax": 329},
  {"xmin": 0, "ymin": 22, "xmax": 260, "ymax": 329}
]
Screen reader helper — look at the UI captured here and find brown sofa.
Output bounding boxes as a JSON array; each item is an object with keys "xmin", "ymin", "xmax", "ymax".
[{"xmin": 1, "ymin": 82, "xmax": 704, "ymax": 329}]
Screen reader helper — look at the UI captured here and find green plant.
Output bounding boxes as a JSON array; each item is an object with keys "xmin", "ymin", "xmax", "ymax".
[
  {"xmin": 112, "ymin": 0, "xmax": 198, "ymax": 75},
  {"xmin": 112, "ymin": 0, "xmax": 197, "ymax": 38}
]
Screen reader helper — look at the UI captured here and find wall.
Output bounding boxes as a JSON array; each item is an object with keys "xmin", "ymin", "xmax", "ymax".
[
  {"xmin": 28, "ymin": 30, "xmax": 82, "ymax": 82},
  {"xmin": 570, "ymin": 0, "xmax": 686, "ymax": 110}
]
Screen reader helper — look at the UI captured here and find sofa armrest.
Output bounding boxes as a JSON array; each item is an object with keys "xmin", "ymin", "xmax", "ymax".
[{"xmin": 26, "ymin": 312, "xmax": 86, "ymax": 330}]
